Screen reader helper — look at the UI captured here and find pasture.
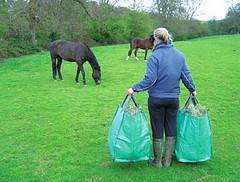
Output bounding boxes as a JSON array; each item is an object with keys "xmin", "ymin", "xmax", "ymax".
[{"xmin": 0, "ymin": 35, "xmax": 240, "ymax": 181}]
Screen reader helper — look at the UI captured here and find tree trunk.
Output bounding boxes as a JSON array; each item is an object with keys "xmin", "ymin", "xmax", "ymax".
[{"xmin": 28, "ymin": 0, "xmax": 38, "ymax": 45}]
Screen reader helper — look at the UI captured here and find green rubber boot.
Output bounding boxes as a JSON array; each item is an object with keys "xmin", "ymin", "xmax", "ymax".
[
  {"xmin": 149, "ymin": 138, "xmax": 163, "ymax": 169},
  {"xmin": 164, "ymin": 137, "xmax": 176, "ymax": 167}
]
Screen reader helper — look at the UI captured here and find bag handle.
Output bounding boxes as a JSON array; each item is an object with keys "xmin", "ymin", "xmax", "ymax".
[
  {"xmin": 183, "ymin": 95, "xmax": 200, "ymax": 110},
  {"xmin": 121, "ymin": 95, "xmax": 139, "ymax": 109}
]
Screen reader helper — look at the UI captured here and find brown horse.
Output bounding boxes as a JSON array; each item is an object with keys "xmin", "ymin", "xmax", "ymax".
[
  {"xmin": 126, "ymin": 35, "xmax": 155, "ymax": 61},
  {"xmin": 49, "ymin": 40, "xmax": 101, "ymax": 85}
]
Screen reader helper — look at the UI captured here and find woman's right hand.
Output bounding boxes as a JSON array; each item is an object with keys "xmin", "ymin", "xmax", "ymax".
[{"xmin": 127, "ymin": 88, "xmax": 134, "ymax": 95}]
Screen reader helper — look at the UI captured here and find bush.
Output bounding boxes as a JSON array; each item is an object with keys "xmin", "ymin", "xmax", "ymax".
[{"xmin": 0, "ymin": 39, "xmax": 41, "ymax": 60}]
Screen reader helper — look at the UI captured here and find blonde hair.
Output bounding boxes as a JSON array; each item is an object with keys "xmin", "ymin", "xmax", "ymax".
[{"xmin": 154, "ymin": 28, "xmax": 172, "ymax": 44}]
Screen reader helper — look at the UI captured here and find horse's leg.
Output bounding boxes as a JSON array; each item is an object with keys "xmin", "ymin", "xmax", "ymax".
[
  {"xmin": 81, "ymin": 67, "xmax": 86, "ymax": 85},
  {"xmin": 144, "ymin": 49, "xmax": 148, "ymax": 61},
  {"xmin": 76, "ymin": 63, "xmax": 86, "ymax": 85},
  {"xmin": 126, "ymin": 48, "xmax": 133, "ymax": 60},
  {"xmin": 75, "ymin": 66, "xmax": 80, "ymax": 84},
  {"xmin": 51, "ymin": 56, "xmax": 57, "ymax": 80},
  {"xmin": 134, "ymin": 48, "xmax": 139, "ymax": 61},
  {"xmin": 57, "ymin": 57, "xmax": 63, "ymax": 80}
]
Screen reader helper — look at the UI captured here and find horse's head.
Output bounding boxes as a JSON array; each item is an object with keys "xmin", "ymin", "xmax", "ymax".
[
  {"xmin": 149, "ymin": 34, "xmax": 155, "ymax": 44},
  {"xmin": 92, "ymin": 66, "xmax": 101, "ymax": 85}
]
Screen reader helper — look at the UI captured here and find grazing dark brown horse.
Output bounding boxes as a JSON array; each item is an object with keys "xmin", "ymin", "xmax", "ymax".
[
  {"xmin": 49, "ymin": 40, "xmax": 101, "ymax": 85},
  {"xmin": 126, "ymin": 35, "xmax": 155, "ymax": 61}
]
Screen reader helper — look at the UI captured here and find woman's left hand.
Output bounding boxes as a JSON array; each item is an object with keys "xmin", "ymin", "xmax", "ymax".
[{"xmin": 191, "ymin": 91, "xmax": 197, "ymax": 96}]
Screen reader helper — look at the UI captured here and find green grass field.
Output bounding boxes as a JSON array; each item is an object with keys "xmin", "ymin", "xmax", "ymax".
[{"xmin": 0, "ymin": 35, "xmax": 240, "ymax": 181}]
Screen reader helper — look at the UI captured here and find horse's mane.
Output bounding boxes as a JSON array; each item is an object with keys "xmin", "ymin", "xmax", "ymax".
[{"xmin": 81, "ymin": 42, "xmax": 100, "ymax": 68}]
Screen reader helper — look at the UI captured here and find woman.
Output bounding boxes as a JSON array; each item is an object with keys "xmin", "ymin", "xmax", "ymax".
[{"xmin": 127, "ymin": 28, "xmax": 196, "ymax": 168}]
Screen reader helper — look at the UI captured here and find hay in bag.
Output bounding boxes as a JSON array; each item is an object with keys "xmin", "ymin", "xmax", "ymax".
[
  {"xmin": 108, "ymin": 95, "xmax": 151, "ymax": 162},
  {"xmin": 175, "ymin": 96, "xmax": 213, "ymax": 163}
]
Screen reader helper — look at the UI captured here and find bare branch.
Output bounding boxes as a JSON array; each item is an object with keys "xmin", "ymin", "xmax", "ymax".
[{"xmin": 72, "ymin": 0, "xmax": 94, "ymax": 19}]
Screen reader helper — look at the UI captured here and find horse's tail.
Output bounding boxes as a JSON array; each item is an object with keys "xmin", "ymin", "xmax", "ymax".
[
  {"xmin": 48, "ymin": 41, "xmax": 54, "ymax": 52},
  {"xmin": 81, "ymin": 41, "xmax": 92, "ymax": 52},
  {"xmin": 127, "ymin": 40, "xmax": 134, "ymax": 58},
  {"xmin": 129, "ymin": 40, "xmax": 132, "ymax": 48}
]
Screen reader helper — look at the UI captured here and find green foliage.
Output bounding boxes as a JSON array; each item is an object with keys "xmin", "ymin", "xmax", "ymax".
[
  {"xmin": 208, "ymin": 19, "xmax": 223, "ymax": 35},
  {"xmin": 150, "ymin": 15, "xmax": 209, "ymax": 41},
  {"xmin": 88, "ymin": 4, "xmax": 153, "ymax": 45},
  {"xmin": 125, "ymin": 10, "xmax": 154, "ymax": 39},
  {"xmin": 224, "ymin": 4, "xmax": 240, "ymax": 34},
  {"xmin": 2, "ymin": 0, "xmax": 208, "ymax": 47},
  {"xmin": 0, "ymin": 39, "xmax": 40, "ymax": 59},
  {"xmin": 47, "ymin": 32, "xmax": 61, "ymax": 42},
  {"xmin": 0, "ymin": 35, "xmax": 240, "ymax": 181},
  {"xmin": 2, "ymin": 0, "xmax": 31, "ymax": 41},
  {"xmin": 89, "ymin": 4, "xmax": 120, "ymax": 45},
  {"xmin": 208, "ymin": 3, "xmax": 240, "ymax": 35},
  {"xmin": 1, "ymin": 0, "xmax": 239, "ymax": 59},
  {"xmin": 0, "ymin": 0, "xmax": 8, "ymax": 37}
]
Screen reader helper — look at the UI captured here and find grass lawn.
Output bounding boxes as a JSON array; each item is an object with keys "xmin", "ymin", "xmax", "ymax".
[{"xmin": 0, "ymin": 34, "xmax": 240, "ymax": 181}]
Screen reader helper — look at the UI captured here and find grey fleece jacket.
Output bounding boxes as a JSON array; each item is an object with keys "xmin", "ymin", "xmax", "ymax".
[{"xmin": 132, "ymin": 42, "xmax": 196, "ymax": 98}]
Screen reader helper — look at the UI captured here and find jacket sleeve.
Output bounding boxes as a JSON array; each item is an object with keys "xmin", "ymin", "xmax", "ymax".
[
  {"xmin": 132, "ymin": 56, "xmax": 158, "ymax": 92},
  {"xmin": 180, "ymin": 61, "xmax": 196, "ymax": 92}
]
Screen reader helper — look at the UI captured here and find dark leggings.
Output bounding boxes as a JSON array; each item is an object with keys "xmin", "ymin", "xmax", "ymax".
[{"xmin": 148, "ymin": 96, "xmax": 179, "ymax": 139}]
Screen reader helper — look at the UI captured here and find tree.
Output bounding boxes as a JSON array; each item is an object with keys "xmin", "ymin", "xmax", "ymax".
[
  {"xmin": 208, "ymin": 18, "xmax": 222, "ymax": 35},
  {"xmin": 28, "ymin": 0, "xmax": 38, "ymax": 45},
  {"xmin": 0, "ymin": 0, "xmax": 222, "ymax": 59},
  {"xmin": 125, "ymin": 10, "xmax": 153, "ymax": 40},
  {"xmin": 151, "ymin": 0, "xmax": 202, "ymax": 20},
  {"xmin": 181, "ymin": 0, "xmax": 202, "ymax": 20},
  {"xmin": 0, "ymin": 0, "xmax": 8, "ymax": 38},
  {"xmin": 224, "ymin": 2, "xmax": 240, "ymax": 34},
  {"xmin": 4, "ymin": 0, "xmax": 32, "ymax": 41},
  {"xmin": 128, "ymin": 0, "xmax": 150, "ymax": 11},
  {"xmin": 89, "ymin": 3, "xmax": 128, "ymax": 44},
  {"xmin": 152, "ymin": 0, "xmax": 180, "ymax": 20},
  {"xmin": 72, "ymin": 0, "xmax": 93, "ymax": 19}
]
